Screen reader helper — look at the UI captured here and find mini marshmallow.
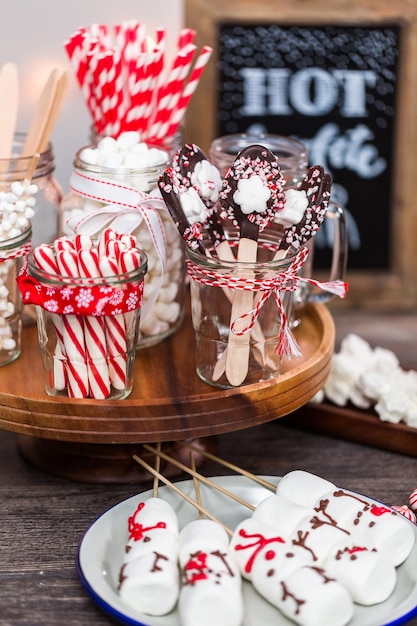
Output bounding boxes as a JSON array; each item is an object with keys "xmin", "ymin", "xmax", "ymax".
[
  {"xmin": 276, "ymin": 470, "xmax": 337, "ymax": 508},
  {"xmin": 190, "ymin": 160, "xmax": 222, "ymax": 203},
  {"xmin": 116, "ymin": 131, "xmax": 141, "ymax": 149},
  {"xmin": 324, "ymin": 546, "xmax": 396, "ymax": 605},
  {"xmin": 275, "ymin": 188, "xmax": 308, "ymax": 229}
]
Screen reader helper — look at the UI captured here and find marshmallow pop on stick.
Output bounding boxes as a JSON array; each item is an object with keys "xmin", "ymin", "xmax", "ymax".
[
  {"xmin": 118, "ymin": 495, "xmax": 180, "ymax": 616},
  {"xmin": 219, "ymin": 145, "xmax": 285, "ymax": 386}
]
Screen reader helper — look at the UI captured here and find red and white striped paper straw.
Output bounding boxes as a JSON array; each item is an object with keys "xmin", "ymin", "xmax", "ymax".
[{"xmin": 166, "ymin": 45, "xmax": 213, "ymax": 138}]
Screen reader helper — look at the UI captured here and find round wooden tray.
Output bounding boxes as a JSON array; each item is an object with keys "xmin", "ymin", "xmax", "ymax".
[{"xmin": 0, "ymin": 301, "xmax": 334, "ymax": 481}]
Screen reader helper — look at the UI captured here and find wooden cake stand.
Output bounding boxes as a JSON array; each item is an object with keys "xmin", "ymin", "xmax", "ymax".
[{"xmin": 0, "ymin": 302, "xmax": 334, "ymax": 482}]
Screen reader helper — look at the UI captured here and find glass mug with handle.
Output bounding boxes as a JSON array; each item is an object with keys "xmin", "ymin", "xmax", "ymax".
[{"xmin": 209, "ymin": 133, "xmax": 348, "ymax": 318}]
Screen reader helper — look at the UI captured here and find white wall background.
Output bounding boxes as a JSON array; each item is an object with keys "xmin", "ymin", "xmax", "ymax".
[{"xmin": 0, "ymin": 0, "xmax": 184, "ymax": 191}]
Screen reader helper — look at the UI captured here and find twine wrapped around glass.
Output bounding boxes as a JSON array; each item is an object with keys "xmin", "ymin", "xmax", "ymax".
[{"xmin": 185, "ymin": 228, "xmax": 346, "ymax": 389}]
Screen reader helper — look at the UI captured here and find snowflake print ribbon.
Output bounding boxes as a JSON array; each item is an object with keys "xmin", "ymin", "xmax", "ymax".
[{"xmin": 17, "ymin": 262, "xmax": 144, "ymax": 316}]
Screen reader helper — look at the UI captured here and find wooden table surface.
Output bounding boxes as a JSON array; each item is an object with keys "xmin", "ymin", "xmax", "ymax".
[{"xmin": 1, "ymin": 308, "xmax": 417, "ymax": 625}]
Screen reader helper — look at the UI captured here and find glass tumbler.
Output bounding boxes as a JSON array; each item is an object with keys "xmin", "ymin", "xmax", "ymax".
[
  {"xmin": 210, "ymin": 133, "xmax": 347, "ymax": 315},
  {"xmin": 0, "ymin": 225, "xmax": 32, "ymax": 366},
  {"xmin": 0, "ymin": 133, "xmax": 62, "ymax": 246},
  {"xmin": 185, "ymin": 229, "xmax": 302, "ymax": 389},
  {"xmin": 20, "ymin": 247, "xmax": 148, "ymax": 400}
]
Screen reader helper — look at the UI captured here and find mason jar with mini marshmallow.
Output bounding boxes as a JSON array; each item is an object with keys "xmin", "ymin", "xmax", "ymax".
[
  {"xmin": 0, "ymin": 225, "xmax": 32, "ymax": 366},
  {"xmin": 0, "ymin": 133, "xmax": 62, "ymax": 247},
  {"xmin": 61, "ymin": 132, "xmax": 186, "ymax": 348}
]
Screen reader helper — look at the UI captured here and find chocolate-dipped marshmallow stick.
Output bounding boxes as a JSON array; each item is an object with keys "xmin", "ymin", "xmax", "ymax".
[
  {"xmin": 219, "ymin": 145, "xmax": 285, "ymax": 386},
  {"xmin": 276, "ymin": 165, "xmax": 332, "ymax": 258},
  {"xmin": 159, "ymin": 168, "xmax": 208, "ymax": 255},
  {"xmin": 177, "ymin": 143, "xmax": 235, "ymax": 261}
]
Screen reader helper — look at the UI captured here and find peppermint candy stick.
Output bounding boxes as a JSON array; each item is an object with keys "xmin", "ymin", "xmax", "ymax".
[
  {"xmin": 99, "ymin": 254, "xmax": 128, "ymax": 390},
  {"xmin": 32, "ymin": 244, "xmax": 67, "ymax": 391},
  {"xmin": 56, "ymin": 249, "xmax": 90, "ymax": 398},
  {"xmin": 78, "ymin": 247, "xmax": 111, "ymax": 399}
]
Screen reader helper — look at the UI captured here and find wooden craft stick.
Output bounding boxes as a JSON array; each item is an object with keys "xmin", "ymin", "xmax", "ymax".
[
  {"xmin": 179, "ymin": 441, "xmax": 276, "ymax": 492},
  {"xmin": 143, "ymin": 443, "xmax": 255, "ymax": 511},
  {"xmin": 22, "ymin": 68, "xmax": 60, "ymax": 157},
  {"xmin": 38, "ymin": 71, "xmax": 70, "ymax": 153},
  {"xmin": 25, "ymin": 153, "xmax": 40, "ymax": 182},
  {"xmin": 133, "ymin": 454, "xmax": 232, "ymax": 535},
  {"xmin": 0, "ymin": 62, "xmax": 19, "ymax": 162}
]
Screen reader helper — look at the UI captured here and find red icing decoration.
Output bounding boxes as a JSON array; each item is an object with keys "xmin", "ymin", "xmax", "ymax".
[
  {"xmin": 235, "ymin": 528, "xmax": 285, "ymax": 573},
  {"xmin": 370, "ymin": 505, "xmax": 392, "ymax": 517},
  {"xmin": 127, "ymin": 502, "xmax": 167, "ymax": 541},
  {"xmin": 348, "ymin": 546, "xmax": 367, "ymax": 554}
]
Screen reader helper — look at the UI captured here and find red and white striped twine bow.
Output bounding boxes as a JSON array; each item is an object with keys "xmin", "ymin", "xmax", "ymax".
[
  {"xmin": 186, "ymin": 246, "xmax": 348, "ymax": 357},
  {"xmin": 0, "ymin": 240, "xmax": 32, "ymax": 262}
]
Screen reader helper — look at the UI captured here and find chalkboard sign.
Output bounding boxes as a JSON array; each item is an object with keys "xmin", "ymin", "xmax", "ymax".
[
  {"xmin": 216, "ymin": 23, "xmax": 401, "ymax": 271},
  {"xmin": 185, "ymin": 0, "xmax": 417, "ymax": 309}
]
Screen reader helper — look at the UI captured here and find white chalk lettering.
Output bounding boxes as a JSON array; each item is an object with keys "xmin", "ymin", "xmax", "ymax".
[{"xmin": 240, "ymin": 67, "xmax": 377, "ymax": 118}]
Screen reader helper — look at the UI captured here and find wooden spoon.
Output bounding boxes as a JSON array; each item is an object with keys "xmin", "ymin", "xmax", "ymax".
[
  {"xmin": 220, "ymin": 145, "xmax": 285, "ymax": 386},
  {"xmin": 0, "ymin": 62, "xmax": 19, "ymax": 160}
]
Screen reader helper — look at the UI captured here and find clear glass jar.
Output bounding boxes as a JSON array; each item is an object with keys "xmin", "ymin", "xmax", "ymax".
[
  {"xmin": 186, "ymin": 228, "xmax": 297, "ymax": 389},
  {"xmin": 61, "ymin": 143, "xmax": 186, "ymax": 348},
  {"xmin": 0, "ymin": 225, "xmax": 32, "ymax": 366},
  {"xmin": 0, "ymin": 133, "xmax": 62, "ymax": 246},
  {"xmin": 209, "ymin": 133, "xmax": 308, "ymax": 187},
  {"xmin": 24, "ymin": 246, "xmax": 148, "ymax": 400}
]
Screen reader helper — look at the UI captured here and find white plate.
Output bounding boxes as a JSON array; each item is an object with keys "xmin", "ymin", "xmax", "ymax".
[{"xmin": 77, "ymin": 475, "xmax": 417, "ymax": 626}]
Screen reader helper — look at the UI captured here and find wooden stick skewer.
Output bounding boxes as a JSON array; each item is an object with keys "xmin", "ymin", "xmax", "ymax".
[
  {"xmin": 179, "ymin": 441, "xmax": 276, "ymax": 492},
  {"xmin": 133, "ymin": 453, "xmax": 232, "ymax": 536},
  {"xmin": 152, "ymin": 441, "xmax": 162, "ymax": 498},
  {"xmin": 190, "ymin": 450, "xmax": 204, "ymax": 519},
  {"xmin": 142, "ymin": 443, "xmax": 256, "ymax": 512}
]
